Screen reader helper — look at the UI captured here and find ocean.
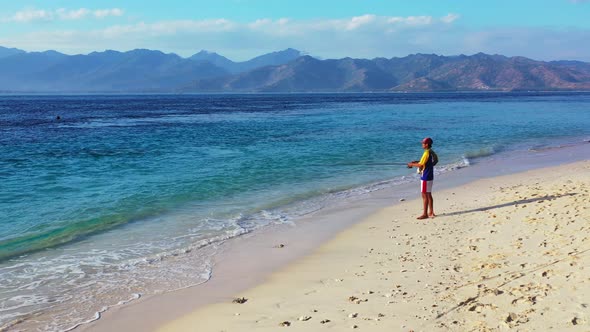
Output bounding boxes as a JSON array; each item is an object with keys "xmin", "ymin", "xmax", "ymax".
[{"xmin": 1, "ymin": 92, "xmax": 589, "ymax": 331}]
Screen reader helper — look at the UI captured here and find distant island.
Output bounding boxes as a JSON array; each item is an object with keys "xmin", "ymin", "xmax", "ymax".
[{"xmin": 1, "ymin": 46, "xmax": 589, "ymax": 93}]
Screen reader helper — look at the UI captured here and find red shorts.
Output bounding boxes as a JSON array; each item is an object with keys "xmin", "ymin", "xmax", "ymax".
[{"xmin": 421, "ymin": 180, "xmax": 433, "ymax": 193}]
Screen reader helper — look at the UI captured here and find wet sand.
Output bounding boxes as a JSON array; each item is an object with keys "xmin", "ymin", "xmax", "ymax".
[{"xmin": 150, "ymin": 160, "xmax": 590, "ymax": 331}]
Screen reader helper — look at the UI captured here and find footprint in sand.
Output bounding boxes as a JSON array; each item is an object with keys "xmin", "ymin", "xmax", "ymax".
[
  {"xmin": 468, "ymin": 302, "xmax": 497, "ymax": 313},
  {"xmin": 571, "ymin": 316, "xmax": 586, "ymax": 326},
  {"xmin": 482, "ymin": 287, "xmax": 504, "ymax": 296},
  {"xmin": 541, "ymin": 270, "xmax": 553, "ymax": 278}
]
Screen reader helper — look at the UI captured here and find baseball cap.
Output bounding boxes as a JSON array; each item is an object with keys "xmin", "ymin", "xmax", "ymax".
[{"xmin": 422, "ymin": 137, "xmax": 433, "ymax": 145}]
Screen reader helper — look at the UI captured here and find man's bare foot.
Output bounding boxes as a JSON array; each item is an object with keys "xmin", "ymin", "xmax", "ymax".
[
  {"xmin": 429, "ymin": 213, "xmax": 436, "ymax": 218},
  {"xmin": 416, "ymin": 215, "xmax": 428, "ymax": 220}
]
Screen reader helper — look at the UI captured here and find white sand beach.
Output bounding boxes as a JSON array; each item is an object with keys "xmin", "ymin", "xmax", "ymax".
[
  {"xmin": 151, "ymin": 160, "xmax": 589, "ymax": 332},
  {"xmin": 82, "ymin": 157, "xmax": 590, "ymax": 332}
]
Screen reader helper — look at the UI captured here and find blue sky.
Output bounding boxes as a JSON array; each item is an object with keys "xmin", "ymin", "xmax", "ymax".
[{"xmin": 1, "ymin": 0, "xmax": 589, "ymax": 61}]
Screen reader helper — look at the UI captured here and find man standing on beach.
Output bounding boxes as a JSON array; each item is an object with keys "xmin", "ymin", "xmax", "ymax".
[{"xmin": 407, "ymin": 137, "xmax": 436, "ymax": 219}]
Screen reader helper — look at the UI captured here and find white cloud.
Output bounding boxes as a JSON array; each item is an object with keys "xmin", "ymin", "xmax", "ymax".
[
  {"xmin": 11, "ymin": 8, "xmax": 53, "ymax": 23},
  {"xmin": 248, "ymin": 18, "xmax": 273, "ymax": 29},
  {"xmin": 1, "ymin": 13, "xmax": 589, "ymax": 62},
  {"xmin": 346, "ymin": 15, "xmax": 376, "ymax": 30},
  {"xmin": 102, "ymin": 19, "xmax": 235, "ymax": 37},
  {"xmin": 94, "ymin": 8, "xmax": 124, "ymax": 18},
  {"xmin": 277, "ymin": 18, "xmax": 290, "ymax": 25},
  {"xmin": 441, "ymin": 13, "xmax": 460, "ymax": 24},
  {"xmin": 56, "ymin": 8, "xmax": 90, "ymax": 20},
  {"xmin": 388, "ymin": 16, "xmax": 432, "ymax": 25},
  {"xmin": 246, "ymin": 18, "xmax": 291, "ymax": 29},
  {"xmin": 241, "ymin": 14, "xmax": 455, "ymax": 37},
  {"xmin": 5, "ymin": 7, "xmax": 124, "ymax": 22}
]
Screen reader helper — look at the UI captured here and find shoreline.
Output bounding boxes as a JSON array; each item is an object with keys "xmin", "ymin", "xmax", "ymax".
[
  {"xmin": 156, "ymin": 159, "xmax": 589, "ymax": 331},
  {"xmin": 81, "ymin": 142, "xmax": 590, "ymax": 332}
]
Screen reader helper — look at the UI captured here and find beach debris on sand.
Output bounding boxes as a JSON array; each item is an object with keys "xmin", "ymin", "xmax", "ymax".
[{"xmin": 232, "ymin": 297, "xmax": 248, "ymax": 304}]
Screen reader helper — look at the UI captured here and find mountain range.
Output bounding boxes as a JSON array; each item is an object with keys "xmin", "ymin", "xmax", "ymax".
[{"xmin": 1, "ymin": 46, "xmax": 589, "ymax": 93}]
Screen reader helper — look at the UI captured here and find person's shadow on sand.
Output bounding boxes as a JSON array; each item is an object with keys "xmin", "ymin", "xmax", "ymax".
[{"xmin": 440, "ymin": 193, "xmax": 577, "ymax": 217}]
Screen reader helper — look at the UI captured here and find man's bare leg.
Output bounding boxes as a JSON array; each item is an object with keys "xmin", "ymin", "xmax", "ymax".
[
  {"xmin": 427, "ymin": 193, "xmax": 435, "ymax": 217},
  {"xmin": 417, "ymin": 193, "xmax": 429, "ymax": 219}
]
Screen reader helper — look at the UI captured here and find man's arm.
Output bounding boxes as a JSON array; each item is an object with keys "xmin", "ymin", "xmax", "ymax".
[
  {"xmin": 407, "ymin": 161, "xmax": 420, "ymax": 168},
  {"xmin": 407, "ymin": 150, "xmax": 429, "ymax": 168}
]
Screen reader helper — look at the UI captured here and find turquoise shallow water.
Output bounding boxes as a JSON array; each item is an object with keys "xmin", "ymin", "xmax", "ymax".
[{"xmin": 0, "ymin": 92, "xmax": 589, "ymax": 330}]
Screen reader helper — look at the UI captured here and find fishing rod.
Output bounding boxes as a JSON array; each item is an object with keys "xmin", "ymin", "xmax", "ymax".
[{"xmin": 306, "ymin": 162, "xmax": 412, "ymax": 167}]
